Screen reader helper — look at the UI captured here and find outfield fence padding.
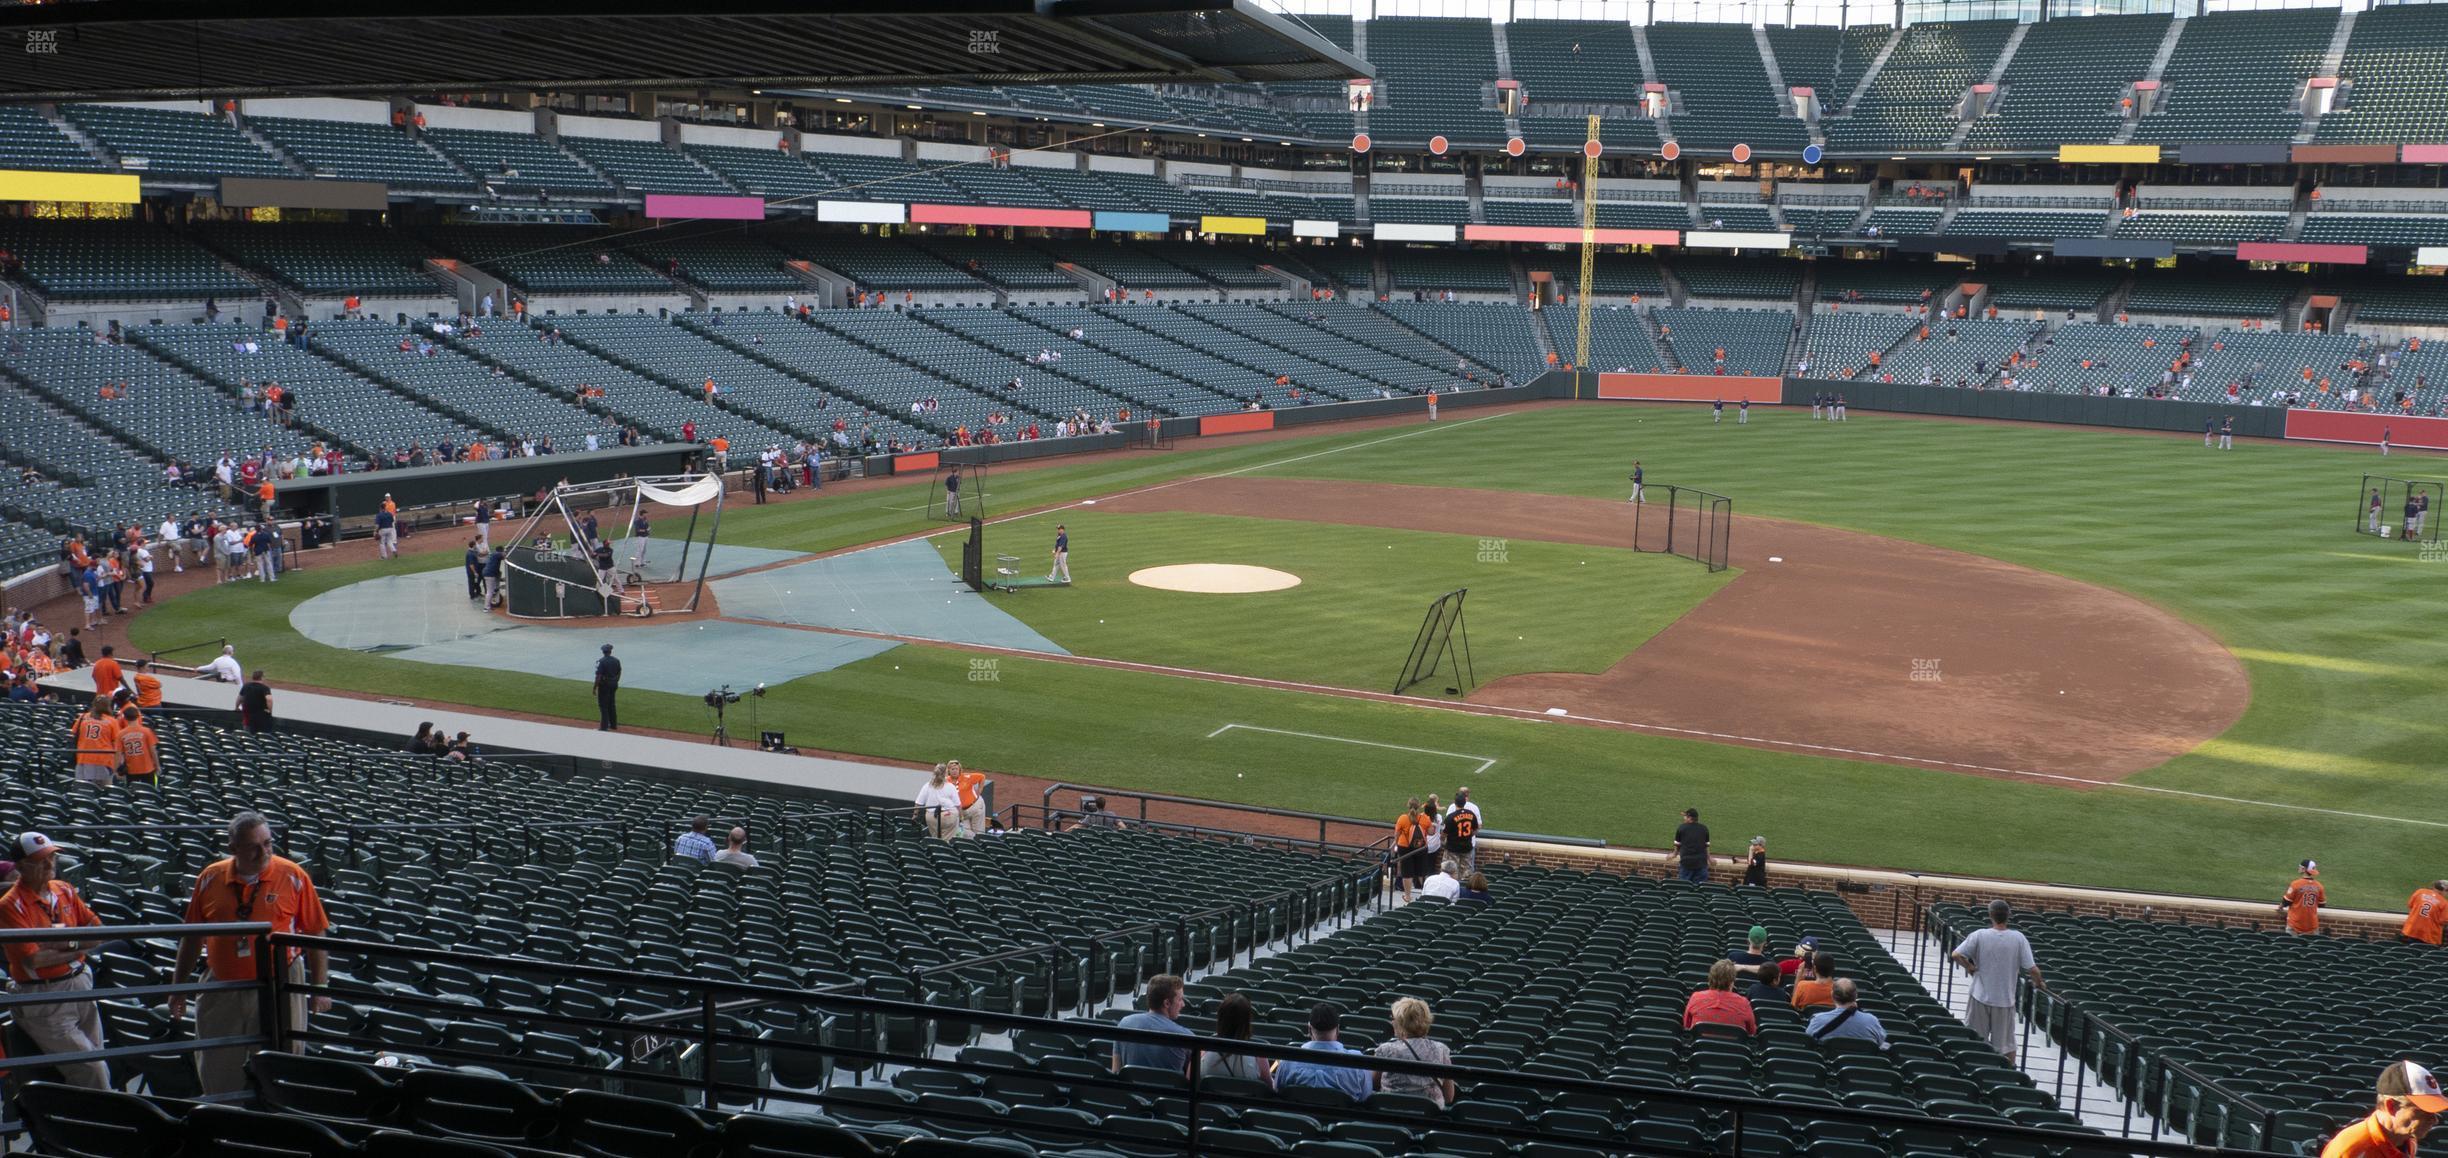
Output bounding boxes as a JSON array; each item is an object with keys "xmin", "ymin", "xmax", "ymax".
[{"xmin": 1785, "ymin": 378, "xmax": 2289, "ymax": 439}]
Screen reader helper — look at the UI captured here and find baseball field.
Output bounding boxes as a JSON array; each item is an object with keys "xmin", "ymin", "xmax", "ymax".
[{"xmin": 132, "ymin": 402, "xmax": 2447, "ymax": 909}]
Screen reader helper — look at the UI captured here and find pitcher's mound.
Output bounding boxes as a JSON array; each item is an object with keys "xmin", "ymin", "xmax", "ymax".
[{"xmin": 1128, "ymin": 563, "xmax": 1302, "ymax": 594}]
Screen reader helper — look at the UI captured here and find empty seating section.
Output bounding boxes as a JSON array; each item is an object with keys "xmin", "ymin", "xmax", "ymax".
[
  {"xmin": 1943, "ymin": 208, "xmax": 2111, "ymax": 239},
  {"xmin": 552, "ymin": 313, "xmax": 926, "ymax": 446},
  {"xmin": 2134, "ymin": 9, "xmax": 2337, "ymax": 144},
  {"xmin": 1694, "ymin": 203, "xmax": 1778, "ymax": 232},
  {"xmin": 195, "ymin": 224, "xmax": 442, "ymax": 298},
  {"xmin": 1033, "ymin": 240, "xmax": 1205, "ymax": 290},
  {"xmin": 1276, "ymin": 15, "xmax": 1358, "ymax": 141},
  {"xmin": 133, "ymin": 323, "xmax": 485, "ymax": 459},
  {"xmin": 306, "ymin": 320, "xmax": 614, "ymax": 449},
  {"xmin": 1188, "ymin": 302, "xmax": 1475, "ymax": 391},
  {"xmin": 1818, "ymin": 260, "xmax": 1957, "ymax": 304},
  {"xmin": 448, "ymin": 322, "xmax": 791, "ymax": 447},
  {"xmin": 1648, "ymin": 23, "xmax": 1806, "ymax": 152},
  {"xmin": 1137, "ymin": 242, "xmax": 1281, "ymax": 289},
  {"xmin": 1507, "ymin": 20, "xmax": 1641, "ymax": 105},
  {"xmin": 1885, "ymin": 318, "xmax": 2034, "ymax": 386},
  {"xmin": 1654, "ymin": 307, "xmax": 1791, "ymax": 376},
  {"xmin": 789, "ymin": 308, "xmax": 1136, "ymax": 425},
  {"xmin": 1364, "ymin": 18, "xmax": 1509, "ymax": 147},
  {"xmin": 768, "ymin": 233, "xmax": 981, "ymax": 293},
  {"xmin": 1864, "ymin": 206, "xmax": 1943, "ymax": 236},
  {"xmin": 1600, "ymin": 201, "xmax": 1698, "ymax": 230},
  {"xmin": 1096, "ymin": 304, "xmax": 1389, "ymax": 400},
  {"xmin": 927, "ymin": 309, "xmax": 1243, "ymax": 416},
  {"xmin": 2187, "ymin": 328, "xmax": 2363, "ymax": 404},
  {"xmin": 0, "ymin": 329, "xmax": 324, "ymax": 477},
  {"xmin": 1276, "ymin": 246, "xmax": 1374, "ymax": 292},
  {"xmin": 1939, "ymin": 903, "xmax": 2448, "ymax": 1151},
  {"xmin": 804, "ymin": 150, "xmax": 959, "ymax": 202},
  {"xmin": 0, "ymin": 377, "xmax": 245, "ymax": 545},
  {"xmin": 1803, "ymin": 310, "xmax": 1918, "ymax": 379},
  {"xmin": 937, "ymin": 162, "xmax": 1067, "ymax": 210},
  {"xmin": 1023, "ymin": 168, "xmax": 1144, "ymax": 213},
  {"xmin": 1984, "ymin": 268, "xmax": 2121, "ymax": 312},
  {"xmin": 1673, "ymin": 257, "xmax": 1800, "ymax": 302},
  {"xmin": 1387, "ymin": 249, "xmax": 1513, "ymax": 293},
  {"xmin": 702, "ymin": 310, "xmax": 1021, "ymax": 434},
  {"xmin": 0, "ymin": 219, "xmax": 261, "ymax": 302},
  {"xmin": 621, "ymin": 234, "xmax": 800, "ymax": 292},
  {"xmin": 61, "ymin": 105, "xmax": 287, "ymax": 180},
  {"xmin": 1827, "ymin": 21, "xmax": 2018, "ymax": 153},
  {"xmin": 2013, "ymin": 322, "xmax": 2196, "ymax": 394},
  {"xmin": 685, "ymin": 144, "xmax": 831, "ymax": 199},
  {"xmin": 247, "ymin": 117, "xmax": 472, "ymax": 189},
  {"xmin": 2114, "ymin": 211, "xmax": 2288, "ymax": 245},
  {"xmin": 1376, "ymin": 301, "xmax": 1547, "ymax": 381},
  {"xmin": 1267, "ymin": 300, "xmax": 1493, "ymax": 379},
  {"xmin": 1763, "ymin": 26, "xmax": 1848, "ymax": 104},
  {"xmin": 2123, "ymin": 272, "xmax": 2297, "ymax": 319},
  {"xmin": 422, "ymin": 128, "xmax": 612, "ymax": 197},
  {"xmin": 2300, "ymin": 210, "xmax": 2448, "ymax": 247},
  {"xmin": 2317, "ymin": 4, "xmax": 2448, "ymax": 143},
  {"xmin": 1520, "ymin": 114, "xmax": 1663, "ymax": 152},
  {"xmin": 1586, "ymin": 308, "xmax": 1668, "ymax": 372},
  {"xmin": 1781, "ymin": 203, "xmax": 1866, "ymax": 237},
  {"xmin": 1370, "ymin": 196, "xmax": 1473, "ymax": 226},
  {"xmin": 2347, "ymin": 273, "xmax": 2448, "ymax": 325},
  {"xmin": 1482, "ymin": 199, "xmax": 1584, "ymax": 228},
  {"xmin": 1965, "ymin": 14, "xmax": 2169, "ymax": 149},
  {"xmin": 1019, "ymin": 304, "xmax": 1276, "ymax": 403},
  {"xmin": 425, "ymin": 227, "xmax": 674, "ymax": 294},
  {"xmin": 0, "ymin": 106, "xmax": 107, "ymax": 172},
  {"xmin": 912, "ymin": 236, "xmax": 1074, "ymax": 291},
  {"xmin": 1589, "ymin": 254, "xmax": 1671, "ymax": 298},
  {"xmin": 1093, "ymin": 170, "xmax": 1217, "ymax": 216},
  {"xmin": 559, "ymin": 136, "xmax": 731, "ymax": 196}
]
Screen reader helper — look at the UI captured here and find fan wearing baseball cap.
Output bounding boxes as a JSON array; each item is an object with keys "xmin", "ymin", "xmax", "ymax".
[
  {"xmin": 0, "ymin": 832, "xmax": 108, "ymax": 1089},
  {"xmin": 2322, "ymin": 1061, "xmax": 2447, "ymax": 1158}
]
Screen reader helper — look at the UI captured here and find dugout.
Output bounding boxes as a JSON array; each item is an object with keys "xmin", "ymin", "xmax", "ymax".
[{"xmin": 272, "ymin": 444, "xmax": 703, "ymax": 520}]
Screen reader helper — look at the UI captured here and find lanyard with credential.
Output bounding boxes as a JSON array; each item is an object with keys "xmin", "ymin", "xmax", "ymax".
[{"xmin": 230, "ymin": 876, "xmax": 267, "ymax": 959}]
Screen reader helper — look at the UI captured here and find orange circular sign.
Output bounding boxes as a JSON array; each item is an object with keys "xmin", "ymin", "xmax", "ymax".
[
  {"xmin": 1505, "ymin": 137, "xmax": 1526, "ymax": 157},
  {"xmin": 1660, "ymin": 140, "xmax": 1681, "ymax": 161},
  {"xmin": 1731, "ymin": 142, "xmax": 1753, "ymax": 163},
  {"xmin": 1429, "ymin": 135, "xmax": 1449, "ymax": 156},
  {"xmin": 1352, "ymin": 134, "xmax": 1371, "ymax": 154},
  {"xmin": 1582, "ymin": 140, "xmax": 1603, "ymax": 160}
]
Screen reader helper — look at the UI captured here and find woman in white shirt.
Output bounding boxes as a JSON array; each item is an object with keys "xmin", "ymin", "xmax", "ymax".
[{"xmin": 914, "ymin": 764, "xmax": 964, "ymax": 840}]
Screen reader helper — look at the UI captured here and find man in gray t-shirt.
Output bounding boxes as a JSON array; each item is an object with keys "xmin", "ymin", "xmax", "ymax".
[{"xmin": 1950, "ymin": 899, "xmax": 2045, "ymax": 1062}]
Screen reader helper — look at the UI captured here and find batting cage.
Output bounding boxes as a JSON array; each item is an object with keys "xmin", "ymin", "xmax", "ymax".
[
  {"xmin": 500, "ymin": 473, "xmax": 725, "ymax": 619},
  {"xmin": 1393, "ymin": 587, "xmax": 1475, "ymax": 696},
  {"xmin": 926, "ymin": 460, "xmax": 989, "ymax": 522},
  {"xmin": 1633, "ymin": 484, "xmax": 1734, "ymax": 572},
  {"xmin": 2356, "ymin": 474, "xmax": 2442, "ymax": 545}
]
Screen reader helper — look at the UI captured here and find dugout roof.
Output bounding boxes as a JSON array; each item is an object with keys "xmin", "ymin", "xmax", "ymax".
[{"xmin": 0, "ymin": 0, "xmax": 1371, "ymax": 102}]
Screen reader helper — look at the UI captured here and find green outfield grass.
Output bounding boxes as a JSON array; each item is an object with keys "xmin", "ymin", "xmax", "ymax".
[
  {"xmin": 930, "ymin": 510, "xmax": 1732, "ymax": 690},
  {"xmin": 129, "ymin": 405, "xmax": 2448, "ymax": 909}
]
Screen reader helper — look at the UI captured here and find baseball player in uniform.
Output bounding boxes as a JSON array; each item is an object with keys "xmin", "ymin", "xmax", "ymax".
[
  {"xmin": 2204, "ymin": 417, "xmax": 2216, "ymax": 449},
  {"xmin": 1712, "ymin": 399, "xmax": 1724, "ymax": 424},
  {"xmin": 1835, "ymin": 394, "xmax": 1847, "ymax": 421},
  {"xmin": 1739, "ymin": 398, "xmax": 1751, "ymax": 424},
  {"xmin": 1628, "ymin": 462, "xmax": 1646, "ymax": 505},
  {"xmin": 945, "ymin": 466, "xmax": 963, "ymax": 517},
  {"xmin": 2219, "ymin": 417, "xmax": 2234, "ymax": 451},
  {"xmin": 2369, "ymin": 488, "xmax": 2385, "ymax": 535},
  {"xmin": 1047, "ymin": 524, "xmax": 1070, "ymax": 583}
]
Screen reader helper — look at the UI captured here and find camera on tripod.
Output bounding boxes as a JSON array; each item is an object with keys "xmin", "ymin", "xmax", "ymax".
[{"xmin": 703, "ymin": 685, "xmax": 741, "ymax": 707}]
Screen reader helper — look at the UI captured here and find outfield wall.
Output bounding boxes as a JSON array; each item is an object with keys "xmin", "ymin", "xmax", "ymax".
[{"xmin": 1782, "ymin": 378, "xmax": 2292, "ymax": 439}]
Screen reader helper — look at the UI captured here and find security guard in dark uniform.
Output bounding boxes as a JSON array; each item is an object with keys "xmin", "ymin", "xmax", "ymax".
[{"xmin": 594, "ymin": 644, "xmax": 622, "ymax": 732}]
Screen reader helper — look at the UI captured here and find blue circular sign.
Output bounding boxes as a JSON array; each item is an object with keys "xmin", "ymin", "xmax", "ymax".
[{"xmin": 1802, "ymin": 144, "xmax": 1824, "ymax": 166}]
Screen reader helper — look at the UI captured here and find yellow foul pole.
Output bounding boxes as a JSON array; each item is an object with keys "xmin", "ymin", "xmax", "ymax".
[{"xmin": 1575, "ymin": 114, "xmax": 1599, "ymax": 391}]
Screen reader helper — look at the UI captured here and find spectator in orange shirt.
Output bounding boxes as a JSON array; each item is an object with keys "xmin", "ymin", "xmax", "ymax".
[
  {"xmin": 2282, "ymin": 860, "xmax": 2325, "ymax": 934},
  {"xmin": 1683, "ymin": 960, "xmax": 1758, "ymax": 1034},
  {"xmin": 87, "ymin": 646, "xmax": 123, "ymax": 706},
  {"xmin": 2403, "ymin": 881, "xmax": 2448, "ymax": 946},
  {"xmin": 2322, "ymin": 1062, "xmax": 2445, "ymax": 1158},
  {"xmin": 1789, "ymin": 951, "xmax": 1837, "ymax": 1011},
  {"xmin": 70, "ymin": 699, "xmax": 119, "ymax": 784},
  {"xmin": 116, "ymin": 707, "xmax": 156, "ymax": 780},
  {"xmin": 169, "ymin": 811, "xmax": 331, "ymax": 1095},
  {"xmin": 949, "ymin": 760, "xmax": 987, "ymax": 836},
  {"xmin": 129, "ymin": 660, "xmax": 162, "ymax": 709},
  {"xmin": 0, "ymin": 832, "xmax": 108, "ymax": 1088}
]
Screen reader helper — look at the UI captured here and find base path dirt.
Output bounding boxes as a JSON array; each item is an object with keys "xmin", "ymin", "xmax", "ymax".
[{"xmin": 1099, "ymin": 477, "xmax": 2249, "ymax": 784}]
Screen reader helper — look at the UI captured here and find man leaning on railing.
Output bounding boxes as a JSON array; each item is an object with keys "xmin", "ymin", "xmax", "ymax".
[
  {"xmin": 167, "ymin": 810, "xmax": 332, "ymax": 1096},
  {"xmin": 0, "ymin": 832, "xmax": 109, "ymax": 1088}
]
